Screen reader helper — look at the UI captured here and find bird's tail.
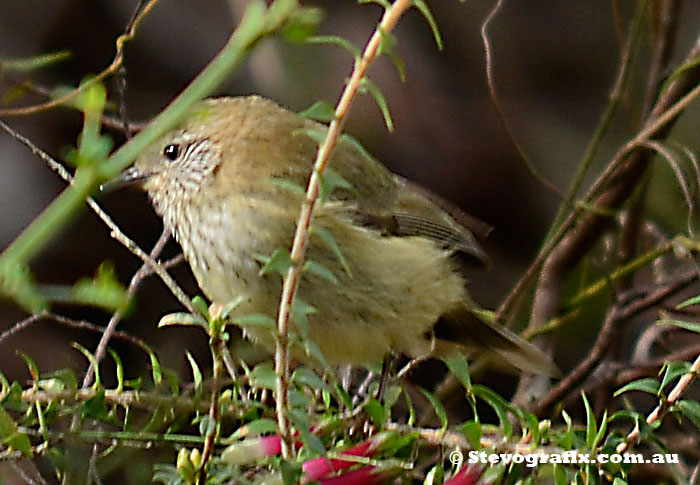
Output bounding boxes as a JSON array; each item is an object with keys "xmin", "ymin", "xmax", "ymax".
[{"xmin": 433, "ymin": 305, "xmax": 560, "ymax": 377}]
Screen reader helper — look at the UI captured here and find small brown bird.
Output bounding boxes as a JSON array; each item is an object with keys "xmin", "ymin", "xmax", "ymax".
[{"xmin": 114, "ymin": 95, "xmax": 556, "ymax": 375}]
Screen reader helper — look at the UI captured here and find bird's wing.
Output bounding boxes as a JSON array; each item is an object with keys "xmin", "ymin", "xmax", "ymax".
[
  {"xmin": 392, "ymin": 176, "xmax": 491, "ymax": 265},
  {"xmin": 326, "ymin": 135, "xmax": 490, "ymax": 264}
]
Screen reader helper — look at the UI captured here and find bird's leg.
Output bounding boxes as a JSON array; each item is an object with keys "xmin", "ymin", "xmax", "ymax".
[
  {"xmin": 375, "ymin": 354, "xmax": 394, "ymax": 401},
  {"xmin": 340, "ymin": 364, "xmax": 353, "ymax": 392}
]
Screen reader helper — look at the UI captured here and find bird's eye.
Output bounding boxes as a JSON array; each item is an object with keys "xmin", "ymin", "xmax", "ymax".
[{"xmin": 163, "ymin": 144, "xmax": 180, "ymax": 161}]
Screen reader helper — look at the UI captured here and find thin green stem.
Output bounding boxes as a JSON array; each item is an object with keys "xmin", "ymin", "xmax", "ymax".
[
  {"xmin": 102, "ymin": 1, "xmax": 292, "ymax": 180},
  {"xmin": 525, "ymin": 237, "xmax": 698, "ymax": 341},
  {"xmin": 0, "ymin": 0, "xmax": 299, "ymax": 300},
  {"xmin": 0, "ymin": 166, "xmax": 94, "ymax": 269},
  {"xmin": 544, "ymin": 0, "xmax": 648, "ymax": 243},
  {"xmin": 566, "ymin": 242, "xmax": 672, "ymax": 308}
]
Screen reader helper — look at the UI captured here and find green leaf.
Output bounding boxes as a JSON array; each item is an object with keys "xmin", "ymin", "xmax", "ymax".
[
  {"xmin": 148, "ymin": 349, "xmax": 163, "ymax": 386},
  {"xmin": 458, "ymin": 420, "xmax": 481, "ymax": 450},
  {"xmin": 383, "ymin": 385, "xmax": 402, "ymax": 409},
  {"xmin": 0, "ymin": 262, "xmax": 47, "ymax": 313},
  {"xmin": 125, "ymin": 376, "xmax": 143, "ymax": 391},
  {"xmin": 364, "ymin": 398, "xmax": 387, "ymax": 428},
  {"xmin": 289, "ymin": 389, "xmax": 311, "ymax": 409},
  {"xmin": 292, "ymin": 126, "xmax": 326, "ymax": 145},
  {"xmin": 303, "ymin": 260, "xmax": 338, "ymax": 284},
  {"xmin": 267, "ymin": 177, "xmax": 306, "ymax": 195},
  {"xmin": 71, "ymin": 262, "xmax": 128, "ymax": 311},
  {"xmin": 233, "ymin": 313, "xmax": 276, "ymax": 329},
  {"xmin": 375, "ymin": 432, "xmax": 415, "ymax": 457},
  {"xmin": 256, "ymin": 248, "xmax": 294, "ymax": 277},
  {"xmin": 321, "ymin": 388, "xmax": 331, "ymax": 410},
  {"xmin": 192, "ymin": 295, "xmax": 210, "ymax": 319},
  {"xmin": 302, "ymin": 338, "xmax": 330, "ymax": 369},
  {"xmin": 0, "ymin": 51, "xmax": 71, "ymax": 73},
  {"xmin": 402, "ymin": 388, "xmax": 416, "ymax": 427},
  {"xmin": 677, "ymin": 399, "xmax": 700, "ymax": 432},
  {"xmin": 317, "ymin": 167, "xmax": 353, "ymax": 202},
  {"xmin": 3, "ymin": 430, "xmax": 33, "ymax": 457},
  {"xmin": 185, "ymin": 351, "xmax": 202, "ymax": 394},
  {"xmin": 196, "ymin": 415, "xmax": 215, "ymax": 439},
  {"xmin": 18, "ymin": 351, "xmax": 39, "ymax": 381},
  {"xmin": 282, "ymin": 6, "xmax": 322, "ymax": 43},
  {"xmin": 519, "ymin": 410, "xmax": 541, "ymax": 446},
  {"xmin": 158, "ymin": 312, "xmax": 208, "ymax": 329},
  {"xmin": 3, "ymin": 382, "xmax": 26, "ymax": 414},
  {"xmin": 82, "ymin": 388, "xmax": 109, "ymax": 420},
  {"xmin": 592, "ymin": 409, "xmax": 608, "ymax": 449},
  {"xmin": 311, "ymin": 226, "xmax": 352, "ymax": 276},
  {"xmin": 163, "ymin": 368, "xmax": 180, "ymax": 395},
  {"xmin": 0, "ymin": 405, "xmax": 17, "ymax": 437},
  {"xmin": 0, "ymin": 405, "xmax": 33, "ymax": 457},
  {"xmin": 292, "ymin": 367, "xmax": 329, "ymax": 393},
  {"xmin": 359, "ymin": 77, "xmax": 394, "ymax": 132},
  {"xmin": 107, "ymin": 348, "xmax": 124, "ymax": 392},
  {"xmin": 479, "ymin": 464, "xmax": 506, "ymax": 483},
  {"xmin": 280, "ymin": 460, "xmax": 304, "ymax": 485},
  {"xmin": 424, "ymin": 464, "xmax": 444, "ymax": 485},
  {"xmin": 43, "ymin": 369, "xmax": 77, "ymax": 393},
  {"xmin": 232, "ymin": 418, "xmax": 279, "ymax": 439},
  {"xmin": 70, "ymin": 80, "xmax": 111, "ymax": 166},
  {"xmin": 412, "ymin": 0, "xmax": 443, "ymax": 50},
  {"xmin": 288, "ymin": 407, "xmax": 325, "ymax": 454},
  {"xmin": 72, "ymin": 343, "xmax": 100, "ymax": 387},
  {"xmin": 359, "ymin": 0, "xmax": 391, "ymax": 8},
  {"xmin": 554, "ymin": 464, "xmax": 568, "ymax": 485},
  {"xmin": 377, "ymin": 29, "xmax": 406, "ymax": 82},
  {"xmin": 334, "ymin": 381, "xmax": 353, "ymax": 410},
  {"xmin": 250, "ymin": 362, "xmax": 277, "ymax": 390},
  {"xmin": 218, "ymin": 296, "xmax": 247, "ymax": 321},
  {"xmin": 675, "ymin": 295, "xmax": 700, "ymax": 310},
  {"xmin": 608, "ymin": 409, "xmax": 642, "ymax": 424},
  {"xmin": 582, "ymin": 392, "xmax": 597, "ymax": 448},
  {"xmin": 299, "ymin": 101, "xmax": 336, "ymax": 123},
  {"xmin": 444, "ymin": 354, "xmax": 471, "ymax": 392},
  {"xmin": 418, "ymin": 387, "xmax": 448, "ymax": 431},
  {"xmin": 305, "ymin": 35, "xmax": 361, "ymax": 60},
  {"xmin": 291, "ymin": 298, "xmax": 317, "ymax": 338},
  {"xmin": 338, "ymin": 133, "xmax": 392, "ymax": 183},
  {"xmin": 376, "ymin": 27, "xmax": 397, "ymax": 57},
  {"xmin": 473, "ymin": 385, "xmax": 512, "ymax": 437},
  {"xmin": 73, "ymin": 78, "xmax": 106, "ymax": 113},
  {"xmin": 153, "ymin": 464, "xmax": 181, "ymax": 484},
  {"xmin": 0, "ymin": 370, "xmax": 9, "ymax": 396},
  {"xmin": 657, "ymin": 318, "xmax": 700, "ymax": 334},
  {"xmin": 614, "ymin": 378, "xmax": 659, "ymax": 397},
  {"xmin": 659, "ymin": 361, "xmax": 691, "ymax": 392}
]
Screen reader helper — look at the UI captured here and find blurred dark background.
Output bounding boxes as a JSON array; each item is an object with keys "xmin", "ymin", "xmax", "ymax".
[{"xmin": 2, "ymin": 0, "xmax": 700, "ymax": 398}]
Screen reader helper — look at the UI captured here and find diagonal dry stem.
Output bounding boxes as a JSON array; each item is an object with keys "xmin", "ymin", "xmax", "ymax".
[
  {"xmin": 0, "ymin": 120, "xmax": 195, "ymax": 315},
  {"xmin": 0, "ymin": 0, "xmax": 161, "ymax": 117}
]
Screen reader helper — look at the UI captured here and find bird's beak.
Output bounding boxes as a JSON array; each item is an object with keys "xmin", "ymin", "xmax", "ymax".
[{"xmin": 100, "ymin": 166, "xmax": 152, "ymax": 193}]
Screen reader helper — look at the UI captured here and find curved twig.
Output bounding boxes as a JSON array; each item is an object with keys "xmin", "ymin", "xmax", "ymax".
[{"xmin": 480, "ymin": 0, "xmax": 563, "ymax": 199}]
